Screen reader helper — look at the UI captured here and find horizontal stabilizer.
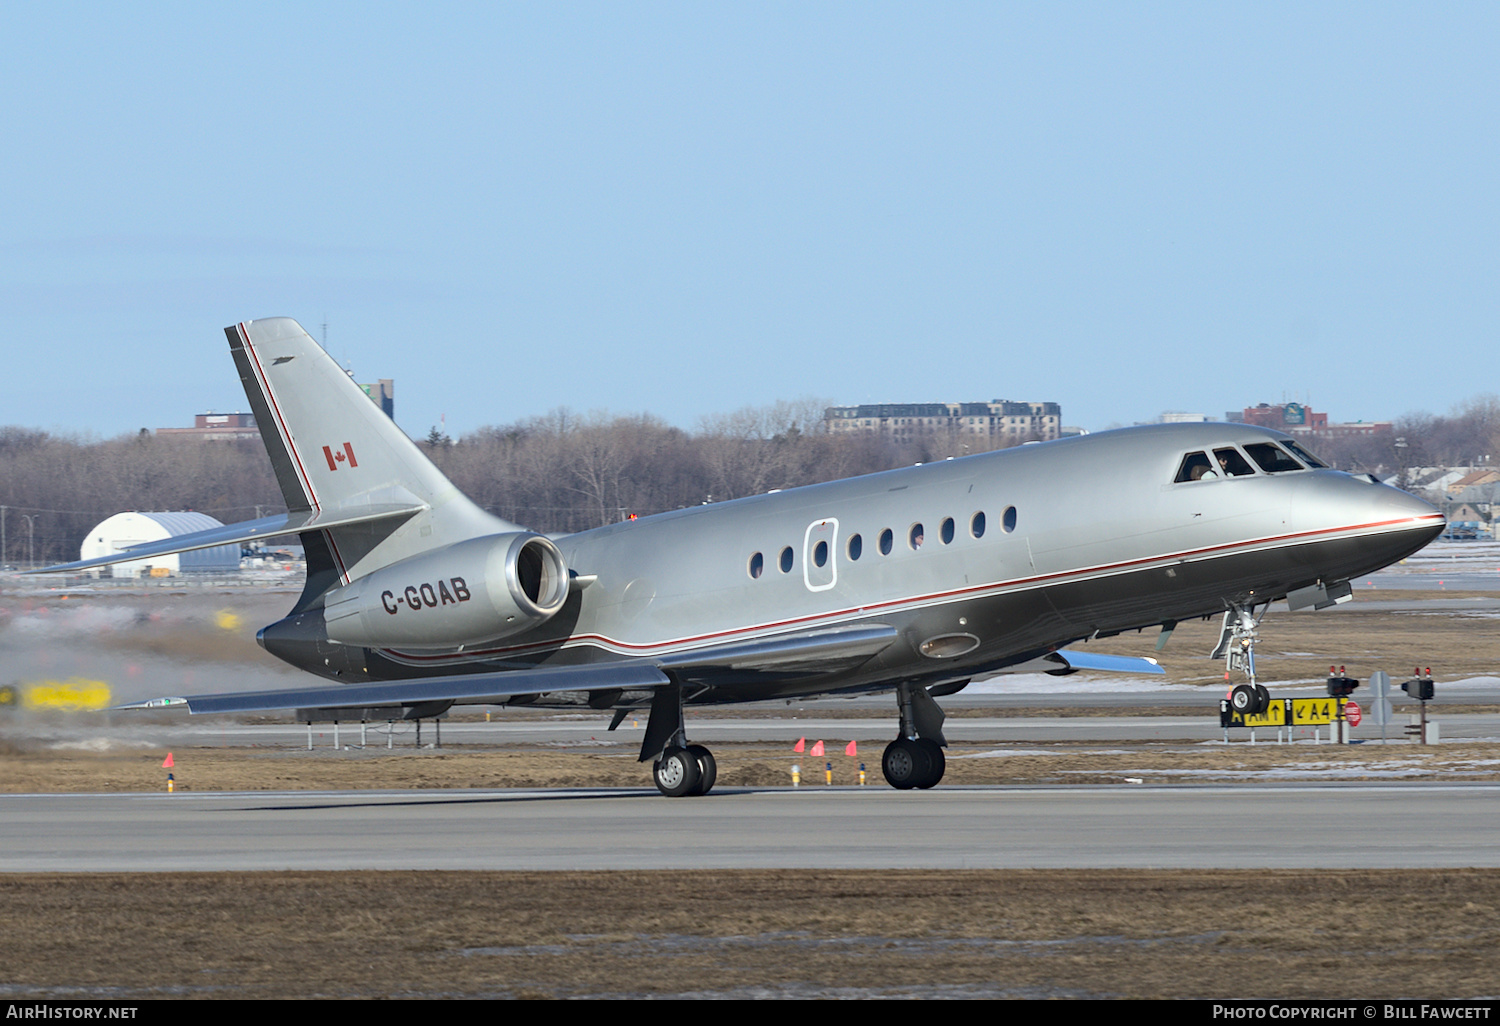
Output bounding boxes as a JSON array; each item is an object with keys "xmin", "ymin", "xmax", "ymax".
[
  {"xmin": 29, "ymin": 502, "xmax": 426, "ymax": 575},
  {"xmin": 115, "ymin": 660, "xmax": 671, "ymax": 716}
]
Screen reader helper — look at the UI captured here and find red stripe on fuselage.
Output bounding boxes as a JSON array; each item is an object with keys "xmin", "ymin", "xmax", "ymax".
[{"xmin": 379, "ymin": 512, "xmax": 1444, "ymax": 665}]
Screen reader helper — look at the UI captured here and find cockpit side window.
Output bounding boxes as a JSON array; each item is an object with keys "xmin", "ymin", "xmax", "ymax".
[
  {"xmin": 1174, "ymin": 452, "xmax": 1218, "ymax": 483},
  {"xmin": 1213, "ymin": 447, "xmax": 1256, "ymax": 477},
  {"xmin": 1244, "ymin": 442, "xmax": 1305, "ymax": 473},
  {"xmin": 1282, "ymin": 440, "xmax": 1328, "ymax": 468}
]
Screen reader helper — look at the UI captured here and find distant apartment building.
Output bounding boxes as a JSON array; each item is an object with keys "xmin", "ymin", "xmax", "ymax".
[
  {"xmin": 1226, "ymin": 402, "xmax": 1390, "ymax": 440},
  {"xmin": 359, "ymin": 379, "xmax": 395, "ymax": 419},
  {"xmin": 155, "ymin": 412, "xmax": 262, "ymax": 441},
  {"xmin": 824, "ymin": 401, "xmax": 1062, "ymax": 443}
]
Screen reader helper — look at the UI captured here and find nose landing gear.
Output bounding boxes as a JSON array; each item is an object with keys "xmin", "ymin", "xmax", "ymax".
[{"xmin": 1216, "ymin": 604, "xmax": 1271, "ymax": 715}]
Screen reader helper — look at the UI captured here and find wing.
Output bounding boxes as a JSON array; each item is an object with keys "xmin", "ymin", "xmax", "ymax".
[
  {"xmin": 117, "ymin": 661, "xmax": 671, "ymax": 715},
  {"xmin": 994, "ymin": 650, "xmax": 1166, "ymax": 677},
  {"xmin": 116, "ymin": 624, "xmax": 901, "ymax": 716},
  {"xmin": 660, "ymin": 624, "xmax": 899, "ymax": 684}
]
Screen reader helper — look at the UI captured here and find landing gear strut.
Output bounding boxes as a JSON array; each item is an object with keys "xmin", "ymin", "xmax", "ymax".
[
  {"xmin": 882, "ymin": 682, "xmax": 948, "ymax": 789},
  {"xmin": 1215, "ymin": 603, "xmax": 1271, "ymax": 715},
  {"xmin": 640, "ymin": 680, "xmax": 717, "ymax": 797}
]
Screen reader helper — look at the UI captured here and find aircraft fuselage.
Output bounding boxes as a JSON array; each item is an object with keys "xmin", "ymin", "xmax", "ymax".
[{"xmin": 281, "ymin": 422, "xmax": 1441, "ymax": 704}]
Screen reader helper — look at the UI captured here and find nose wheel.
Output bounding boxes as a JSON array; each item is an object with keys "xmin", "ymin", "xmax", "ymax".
[{"xmin": 1230, "ymin": 683, "xmax": 1272, "ymax": 715}]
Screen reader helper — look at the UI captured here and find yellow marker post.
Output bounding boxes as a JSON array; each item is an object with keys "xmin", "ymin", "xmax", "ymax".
[
  {"xmin": 791, "ymin": 764, "xmax": 801, "ymax": 787},
  {"xmin": 824, "ymin": 761, "xmax": 833, "ymax": 785},
  {"xmin": 21, "ymin": 678, "xmax": 112, "ymax": 712}
]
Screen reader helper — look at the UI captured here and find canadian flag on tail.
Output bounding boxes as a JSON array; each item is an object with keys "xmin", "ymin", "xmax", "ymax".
[{"xmin": 323, "ymin": 442, "xmax": 359, "ymax": 471}]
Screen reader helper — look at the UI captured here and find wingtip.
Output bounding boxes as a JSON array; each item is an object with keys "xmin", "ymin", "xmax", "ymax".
[{"xmin": 111, "ymin": 696, "xmax": 191, "ymax": 711}]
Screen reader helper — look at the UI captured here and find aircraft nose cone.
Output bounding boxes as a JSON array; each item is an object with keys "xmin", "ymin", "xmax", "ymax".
[
  {"xmin": 1324, "ymin": 475, "xmax": 1444, "ymax": 572},
  {"xmin": 1375, "ymin": 480, "xmax": 1444, "ymax": 525}
]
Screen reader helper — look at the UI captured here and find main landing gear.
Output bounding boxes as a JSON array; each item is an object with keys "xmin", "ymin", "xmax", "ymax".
[
  {"xmin": 882, "ymin": 737, "xmax": 945, "ymax": 789},
  {"xmin": 882, "ymin": 681, "xmax": 949, "ymax": 790},
  {"xmin": 652, "ymin": 743, "xmax": 718, "ymax": 797},
  {"xmin": 638, "ymin": 680, "xmax": 718, "ymax": 797}
]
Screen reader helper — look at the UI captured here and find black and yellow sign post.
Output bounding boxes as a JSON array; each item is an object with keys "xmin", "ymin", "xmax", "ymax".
[
  {"xmin": 1219, "ymin": 671, "xmax": 1362, "ymax": 743},
  {"xmin": 1220, "ymin": 697, "xmax": 1349, "ymax": 742}
]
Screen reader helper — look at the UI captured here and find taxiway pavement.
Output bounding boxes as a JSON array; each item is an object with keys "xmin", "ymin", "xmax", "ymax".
[{"xmin": 5, "ymin": 783, "xmax": 1497, "ymax": 872}]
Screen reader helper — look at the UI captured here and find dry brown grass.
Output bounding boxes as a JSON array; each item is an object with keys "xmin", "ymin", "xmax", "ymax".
[
  {"xmin": 1, "ymin": 869, "xmax": 1496, "ymax": 999},
  {"xmin": 3, "ymin": 737, "xmax": 1498, "ymax": 793}
]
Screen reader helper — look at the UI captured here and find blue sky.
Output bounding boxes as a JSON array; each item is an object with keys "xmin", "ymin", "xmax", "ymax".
[{"xmin": 2, "ymin": 3, "xmax": 1496, "ymax": 439}]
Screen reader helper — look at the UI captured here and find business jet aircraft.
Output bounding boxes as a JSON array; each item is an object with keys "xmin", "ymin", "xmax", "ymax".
[{"xmin": 39, "ymin": 319, "xmax": 1444, "ymax": 795}]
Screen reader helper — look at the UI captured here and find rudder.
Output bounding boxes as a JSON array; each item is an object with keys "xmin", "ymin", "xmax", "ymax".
[{"xmin": 228, "ymin": 318, "xmax": 515, "ymax": 588}]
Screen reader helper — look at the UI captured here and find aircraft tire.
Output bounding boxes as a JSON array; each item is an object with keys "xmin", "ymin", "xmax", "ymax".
[
  {"xmin": 1254, "ymin": 685, "xmax": 1271, "ymax": 714},
  {"xmin": 686, "ymin": 744, "xmax": 717, "ymax": 796},
  {"xmin": 882, "ymin": 738, "xmax": 930, "ymax": 790},
  {"xmin": 914, "ymin": 738, "xmax": 945, "ymax": 788},
  {"xmin": 653, "ymin": 746, "xmax": 702, "ymax": 797},
  {"xmin": 1230, "ymin": 685, "xmax": 1257, "ymax": 715}
]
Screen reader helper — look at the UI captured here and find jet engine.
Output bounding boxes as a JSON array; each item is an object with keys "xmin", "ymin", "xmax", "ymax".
[{"xmin": 322, "ymin": 532, "xmax": 570, "ymax": 648}]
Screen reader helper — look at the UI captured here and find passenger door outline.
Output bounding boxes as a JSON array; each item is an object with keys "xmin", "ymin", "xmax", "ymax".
[{"xmin": 803, "ymin": 518, "xmax": 838, "ymax": 593}]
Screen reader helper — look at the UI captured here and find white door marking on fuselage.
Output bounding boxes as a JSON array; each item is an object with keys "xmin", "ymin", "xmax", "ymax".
[{"xmin": 803, "ymin": 518, "xmax": 839, "ymax": 593}]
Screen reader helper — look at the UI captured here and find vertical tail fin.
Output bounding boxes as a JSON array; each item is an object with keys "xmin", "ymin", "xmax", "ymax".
[{"xmin": 228, "ymin": 318, "xmax": 515, "ymax": 588}]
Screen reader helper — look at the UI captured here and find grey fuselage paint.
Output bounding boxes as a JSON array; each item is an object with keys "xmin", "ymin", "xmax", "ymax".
[{"xmin": 259, "ymin": 422, "xmax": 1442, "ymax": 707}]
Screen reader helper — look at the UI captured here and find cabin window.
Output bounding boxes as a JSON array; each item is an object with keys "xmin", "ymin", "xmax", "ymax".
[
  {"xmin": 879, "ymin": 528, "xmax": 894, "ymax": 555},
  {"xmin": 1244, "ymin": 442, "xmax": 1304, "ymax": 474},
  {"xmin": 748, "ymin": 552, "xmax": 763, "ymax": 579},
  {"xmin": 1002, "ymin": 506, "xmax": 1017, "ymax": 533},
  {"xmin": 1213, "ymin": 447, "xmax": 1256, "ymax": 477},
  {"xmin": 1283, "ymin": 440, "xmax": 1328, "ymax": 468},
  {"xmin": 1174, "ymin": 451, "xmax": 1218, "ymax": 482},
  {"xmin": 813, "ymin": 540, "xmax": 829, "ymax": 568},
  {"xmin": 971, "ymin": 511, "xmax": 986, "ymax": 538},
  {"xmin": 940, "ymin": 517, "xmax": 955, "ymax": 544},
  {"xmin": 779, "ymin": 546, "xmax": 794, "ymax": 573},
  {"xmin": 909, "ymin": 523, "xmax": 925, "ymax": 550},
  {"xmin": 847, "ymin": 534, "xmax": 863, "ymax": 560}
]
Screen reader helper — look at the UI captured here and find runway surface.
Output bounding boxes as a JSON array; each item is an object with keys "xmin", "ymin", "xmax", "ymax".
[{"xmin": 6, "ymin": 783, "xmax": 1498, "ymax": 872}]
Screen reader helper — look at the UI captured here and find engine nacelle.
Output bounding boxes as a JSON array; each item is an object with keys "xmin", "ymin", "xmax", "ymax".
[{"xmin": 322, "ymin": 532, "xmax": 570, "ymax": 648}]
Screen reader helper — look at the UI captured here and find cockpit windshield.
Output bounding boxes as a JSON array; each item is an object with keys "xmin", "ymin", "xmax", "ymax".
[
  {"xmin": 1282, "ymin": 440, "xmax": 1328, "ymax": 468},
  {"xmin": 1174, "ymin": 441, "xmax": 1314, "ymax": 484},
  {"xmin": 1243, "ymin": 442, "xmax": 1305, "ymax": 473},
  {"xmin": 1213, "ymin": 447, "xmax": 1256, "ymax": 477}
]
